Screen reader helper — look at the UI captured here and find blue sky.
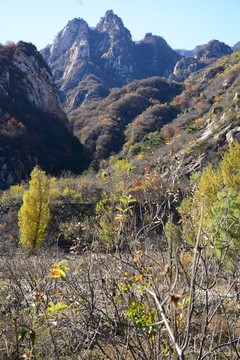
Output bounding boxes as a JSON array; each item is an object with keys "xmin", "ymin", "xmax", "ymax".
[{"xmin": 1, "ymin": 0, "xmax": 239, "ymax": 51}]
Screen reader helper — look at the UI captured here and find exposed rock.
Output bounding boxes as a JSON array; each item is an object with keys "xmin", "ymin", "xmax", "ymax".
[
  {"xmin": 12, "ymin": 42, "xmax": 67, "ymax": 122},
  {"xmin": 94, "ymin": 10, "xmax": 136, "ymax": 84},
  {"xmin": 172, "ymin": 40, "xmax": 232, "ymax": 81},
  {"xmin": 172, "ymin": 57, "xmax": 205, "ymax": 82},
  {"xmin": 233, "ymin": 41, "xmax": 240, "ymax": 51},
  {"xmin": 0, "ymin": 41, "xmax": 84, "ymax": 189},
  {"xmin": 136, "ymin": 33, "xmax": 180, "ymax": 79},
  {"xmin": 41, "ymin": 10, "xmax": 180, "ymax": 111},
  {"xmin": 226, "ymin": 126, "xmax": 240, "ymax": 144},
  {"xmin": 194, "ymin": 40, "xmax": 233, "ymax": 61}
]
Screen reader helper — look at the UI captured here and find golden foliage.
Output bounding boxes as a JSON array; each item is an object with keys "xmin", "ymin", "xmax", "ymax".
[{"xmin": 18, "ymin": 166, "xmax": 50, "ymax": 254}]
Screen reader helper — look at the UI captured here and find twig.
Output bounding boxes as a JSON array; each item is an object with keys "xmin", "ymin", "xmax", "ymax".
[
  {"xmin": 145, "ymin": 287, "xmax": 184, "ymax": 359},
  {"xmin": 200, "ymin": 338, "xmax": 239, "ymax": 360}
]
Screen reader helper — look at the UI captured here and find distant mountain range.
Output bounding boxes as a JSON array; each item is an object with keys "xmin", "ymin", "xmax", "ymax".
[
  {"xmin": 0, "ymin": 10, "xmax": 239, "ymax": 188},
  {"xmin": 41, "ymin": 10, "xmax": 181, "ymax": 111},
  {"xmin": 41, "ymin": 10, "xmax": 234, "ymax": 111}
]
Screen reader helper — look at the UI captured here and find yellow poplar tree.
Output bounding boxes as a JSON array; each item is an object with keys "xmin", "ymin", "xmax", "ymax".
[{"xmin": 18, "ymin": 165, "xmax": 50, "ymax": 254}]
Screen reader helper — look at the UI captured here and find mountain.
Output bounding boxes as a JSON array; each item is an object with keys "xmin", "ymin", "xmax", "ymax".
[
  {"xmin": 41, "ymin": 10, "xmax": 180, "ymax": 111},
  {"xmin": 233, "ymin": 41, "xmax": 240, "ymax": 51},
  {"xmin": 69, "ymin": 76, "xmax": 183, "ymax": 160},
  {"xmin": 1, "ymin": 11, "xmax": 239, "ymax": 189},
  {"xmin": 172, "ymin": 40, "xmax": 233, "ymax": 81},
  {"xmin": 0, "ymin": 41, "xmax": 84, "ymax": 189},
  {"xmin": 149, "ymin": 51, "xmax": 240, "ymax": 179},
  {"xmin": 194, "ymin": 40, "xmax": 233, "ymax": 61},
  {"xmin": 69, "ymin": 50, "xmax": 240, "ymax": 170},
  {"xmin": 175, "ymin": 45, "xmax": 203, "ymax": 57},
  {"xmin": 41, "ymin": 10, "xmax": 239, "ymax": 166}
]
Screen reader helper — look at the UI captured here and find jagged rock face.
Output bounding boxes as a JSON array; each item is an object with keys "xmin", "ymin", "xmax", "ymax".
[
  {"xmin": 41, "ymin": 18, "xmax": 101, "ymax": 109},
  {"xmin": 1, "ymin": 42, "xmax": 66, "ymax": 122},
  {"xmin": 42, "ymin": 18, "xmax": 91, "ymax": 83},
  {"xmin": 172, "ymin": 40, "xmax": 233, "ymax": 81},
  {"xmin": 172, "ymin": 57, "xmax": 205, "ymax": 81},
  {"xmin": 136, "ymin": 33, "xmax": 180, "ymax": 78},
  {"xmin": 94, "ymin": 10, "xmax": 136, "ymax": 84},
  {"xmin": 41, "ymin": 10, "xmax": 180, "ymax": 111},
  {"xmin": 0, "ymin": 42, "xmax": 84, "ymax": 189},
  {"xmin": 42, "ymin": 11, "xmax": 137, "ymax": 110}
]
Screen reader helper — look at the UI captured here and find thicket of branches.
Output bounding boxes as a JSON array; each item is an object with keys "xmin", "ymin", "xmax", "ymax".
[{"xmin": 0, "ymin": 143, "xmax": 240, "ymax": 359}]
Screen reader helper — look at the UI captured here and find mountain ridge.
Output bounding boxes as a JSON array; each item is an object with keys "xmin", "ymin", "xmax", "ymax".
[
  {"xmin": 41, "ymin": 10, "xmax": 180, "ymax": 111},
  {"xmin": 41, "ymin": 10, "xmax": 236, "ymax": 112},
  {"xmin": 0, "ymin": 10, "xmax": 239, "ymax": 188}
]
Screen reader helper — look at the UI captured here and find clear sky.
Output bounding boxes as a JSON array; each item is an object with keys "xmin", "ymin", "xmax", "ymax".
[{"xmin": 1, "ymin": 0, "xmax": 239, "ymax": 51}]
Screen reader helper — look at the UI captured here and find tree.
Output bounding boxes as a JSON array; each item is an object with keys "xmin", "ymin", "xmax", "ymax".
[
  {"xmin": 18, "ymin": 166, "xmax": 50, "ymax": 254},
  {"xmin": 179, "ymin": 142, "xmax": 240, "ymax": 258}
]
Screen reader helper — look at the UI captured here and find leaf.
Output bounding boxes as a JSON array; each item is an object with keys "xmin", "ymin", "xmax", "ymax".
[
  {"xmin": 54, "ymin": 302, "xmax": 68, "ymax": 312},
  {"xmin": 17, "ymin": 325, "xmax": 35, "ymax": 349},
  {"xmin": 58, "ymin": 260, "xmax": 68, "ymax": 266},
  {"xmin": 115, "ymin": 207, "xmax": 126, "ymax": 213},
  {"xmin": 114, "ymin": 214, "xmax": 124, "ymax": 222},
  {"xmin": 134, "ymin": 274, "xmax": 143, "ymax": 282},
  {"xmin": 47, "ymin": 260, "xmax": 70, "ymax": 279},
  {"xmin": 47, "ymin": 301, "xmax": 68, "ymax": 313}
]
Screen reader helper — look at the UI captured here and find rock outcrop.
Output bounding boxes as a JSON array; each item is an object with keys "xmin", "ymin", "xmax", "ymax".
[
  {"xmin": 41, "ymin": 10, "xmax": 180, "ymax": 111},
  {"xmin": 233, "ymin": 41, "xmax": 240, "ymax": 51},
  {"xmin": 0, "ymin": 41, "xmax": 84, "ymax": 189},
  {"xmin": 194, "ymin": 40, "xmax": 232, "ymax": 61},
  {"xmin": 172, "ymin": 40, "xmax": 233, "ymax": 81}
]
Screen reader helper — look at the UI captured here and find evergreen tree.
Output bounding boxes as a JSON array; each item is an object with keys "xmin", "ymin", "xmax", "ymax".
[{"xmin": 18, "ymin": 166, "xmax": 50, "ymax": 254}]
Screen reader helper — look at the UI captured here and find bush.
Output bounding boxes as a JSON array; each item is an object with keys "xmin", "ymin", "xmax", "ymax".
[{"xmin": 179, "ymin": 142, "xmax": 240, "ymax": 261}]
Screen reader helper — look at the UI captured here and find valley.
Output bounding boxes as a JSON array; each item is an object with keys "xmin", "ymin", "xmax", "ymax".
[{"xmin": 0, "ymin": 10, "xmax": 240, "ymax": 360}]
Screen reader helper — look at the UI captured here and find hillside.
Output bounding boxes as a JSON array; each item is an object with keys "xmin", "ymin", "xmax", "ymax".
[
  {"xmin": 67, "ymin": 51, "xmax": 240, "ymax": 172},
  {"xmin": 0, "ymin": 41, "xmax": 85, "ymax": 189},
  {"xmin": 0, "ymin": 40, "xmax": 239, "ymax": 189},
  {"xmin": 69, "ymin": 76, "xmax": 183, "ymax": 160},
  {"xmin": 172, "ymin": 40, "xmax": 233, "ymax": 81},
  {"xmin": 39, "ymin": 10, "xmax": 239, "ymax": 173},
  {"xmin": 1, "ymin": 51, "xmax": 239, "ymax": 251},
  {"xmin": 1, "ymin": 14, "xmax": 240, "ymax": 360}
]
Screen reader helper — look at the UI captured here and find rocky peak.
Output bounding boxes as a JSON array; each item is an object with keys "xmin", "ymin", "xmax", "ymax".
[
  {"xmin": 96, "ymin": 10, "xmax": 128, "ymax": 36},
  {"xmin": 136, "ymin": 33, "xmax": 181, "ymax": 78},
  {"xmin": 142, "ymin": 33, "xmax": 168, "ymax": 46},
  {"xmin": 194, "ymin": 40, "xmax": 233, "ymax": 61},
  {"xmin": 172, "ymin": 40, "xmax": 233, "ymax": 82},
  {"xmin": 233, "ymin": 41, "xmax": 240, "ymax": 51},
  {"xmin": 43, "ymin": 18, "xmax": 91, "ymax": 85},
  {"xmin": 41, "ymin": 11, "xmax": 180, "ymax": 110},
  {"xmin": 93, "ymin": 10, "xmax": 135, "ymax": 85},
  {"xmin": 48, "ymin": 18, "xmax": 90, "ymax": 62}
]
